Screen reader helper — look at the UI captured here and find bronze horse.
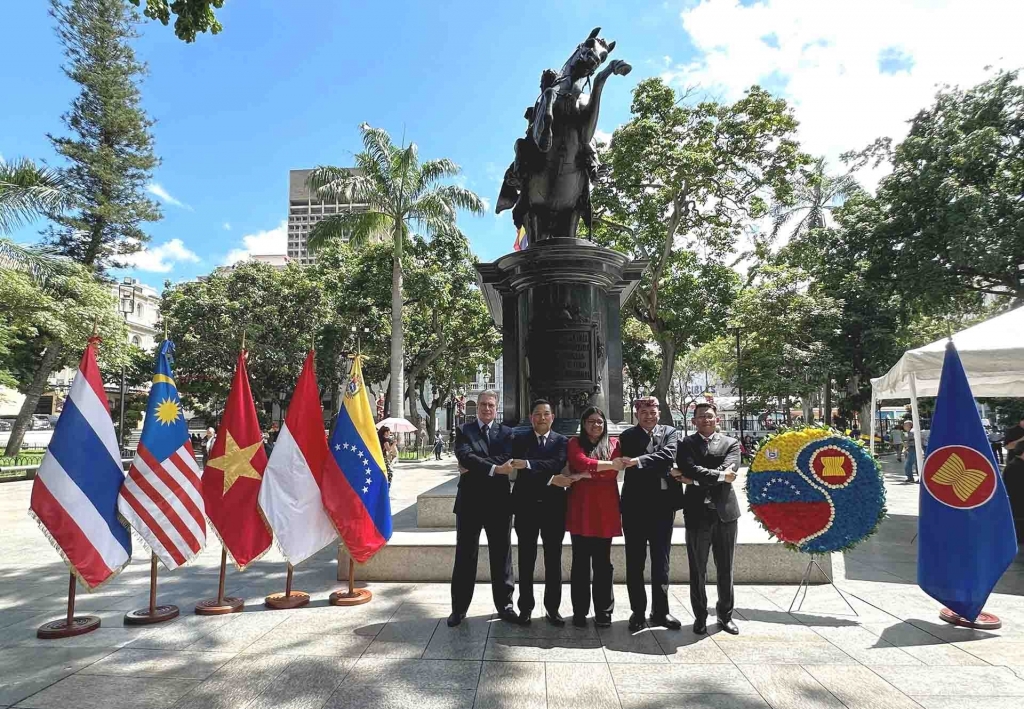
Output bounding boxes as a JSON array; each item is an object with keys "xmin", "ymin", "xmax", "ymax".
[{"xmin": 496, "ymin": 27, "xmax": 631, "ymax": 244}]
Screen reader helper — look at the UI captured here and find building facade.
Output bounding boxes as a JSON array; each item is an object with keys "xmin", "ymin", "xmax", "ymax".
[{"xmin": 288, "ymin": 168, "xmax": 366, "ymax": 265}]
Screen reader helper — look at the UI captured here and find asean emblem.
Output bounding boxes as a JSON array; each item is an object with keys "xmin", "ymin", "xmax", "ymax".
[
  {"xmin": 923, "ymin": 445, "xmax": 997, "ymax": 510},
  {"xmin": 808, "ymin": 445, "xmax": 856, "ymax": 489}
]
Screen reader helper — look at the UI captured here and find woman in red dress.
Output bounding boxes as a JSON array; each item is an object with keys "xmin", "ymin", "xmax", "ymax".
[{"xmin": 566, "ymin": 406, "xmax": 625, "ymax": 628}]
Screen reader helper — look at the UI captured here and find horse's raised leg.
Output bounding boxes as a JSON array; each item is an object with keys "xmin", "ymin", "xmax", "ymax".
[{"xmin": 535, "ymin": 88, "xmax": 557, "ymax": 153}]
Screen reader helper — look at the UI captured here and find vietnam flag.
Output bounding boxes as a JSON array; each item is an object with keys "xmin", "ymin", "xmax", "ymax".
[{"xmin": 201, "ymin": 350, "xmax": 272, "ymax": 570}]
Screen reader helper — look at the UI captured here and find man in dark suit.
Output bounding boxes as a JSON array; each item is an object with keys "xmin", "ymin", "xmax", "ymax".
[
  {"xmin": 674, "ymin": 401, "xmax": 741, "ymax": 636},
  {"xmin": 509, "ymin": 399, "xmax": 571, "ymax": 626},
  {"xmin": 449, "ymin": 390, "xmax": 517, "ymax": 627},
  {"xmin": 619, "ymin": 396, "xmax": 683, "ymax": 632}
]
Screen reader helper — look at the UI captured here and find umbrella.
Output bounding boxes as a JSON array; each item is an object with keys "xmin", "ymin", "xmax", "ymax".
[{"xmin": 375, "ymin": 417, "xmax": 417, "ymax": 433}]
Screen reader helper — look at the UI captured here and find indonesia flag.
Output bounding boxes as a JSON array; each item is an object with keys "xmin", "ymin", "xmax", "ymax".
[
  {"xmin": 118, "ymin": 341, "xmax": 206, "ymax": 570},
  {"xmin": 29, "ymin": 337, "xmax": 132, "ymax": 589},
  {"xmin": 258, "ymin": 351, "xmax": 337, "ymax": 564}
]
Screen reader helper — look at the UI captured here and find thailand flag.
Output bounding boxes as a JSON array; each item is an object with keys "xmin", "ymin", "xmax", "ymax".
[
  {"xmin": 918, "ymin": 342, "xmax": 1018, "ymax": 620},
  {"xmin": 29, "ymin": 337, "xmax": 131, "ymax": 589},
  {"xmin": 320, "ymin": 356, "xmax": 392, "ymax": 563},
  {"xmin": 118, "ymin": 341, "xmax": 206, "ymax": 570}
]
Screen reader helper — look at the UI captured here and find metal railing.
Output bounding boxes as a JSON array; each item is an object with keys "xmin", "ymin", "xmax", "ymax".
[{"xmin": 0, "ymin": 457, "xmax": 134, "ymax": 481}]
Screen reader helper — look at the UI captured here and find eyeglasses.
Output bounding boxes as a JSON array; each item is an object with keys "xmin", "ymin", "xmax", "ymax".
[
  {"xmin": 694, "ymin": 413, "xmax": 717, "ymax": 420},
  {"xmin": 585, "ymin": 419, "xmax": 605, "ymax": 426}
]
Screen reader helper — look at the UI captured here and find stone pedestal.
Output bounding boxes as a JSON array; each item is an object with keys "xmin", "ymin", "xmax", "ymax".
[{"xmin": 477, "ymin": 238, "xmax": 646, "ymax": 430}]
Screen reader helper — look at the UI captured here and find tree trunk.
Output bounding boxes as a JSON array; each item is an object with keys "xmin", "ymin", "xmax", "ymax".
[
  {"xmin": 389, "ymin": 251, "xmax": 404, "ymax": 419},
  {"xmin": 652, "ymin": 338, "xmax": 677, "ymax": 424},
  {"xmin": 4, "ymin": 341, "xmax": 62, "ymax": 458}
]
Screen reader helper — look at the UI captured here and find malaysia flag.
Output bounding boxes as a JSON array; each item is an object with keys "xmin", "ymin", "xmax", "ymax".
[
  {"xmin": 118, "ymin": 340, "xmax": 206, "ymax": 570},
  {"xmin": 29, "ymin": 337, "xmax": 132, "ymax": 589},
  {"xmin": 320, "ymin": 356, "xmax": 392, "ymax": 563}
]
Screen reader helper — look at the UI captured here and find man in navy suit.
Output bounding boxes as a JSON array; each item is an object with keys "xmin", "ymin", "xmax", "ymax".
[
  {"xmin": 509, "ymin": 399, "xmax": 571, "ymax": 626},
  {"xmin": 449, "ymin": 389, "xmax": 517, "ymax": 627}
]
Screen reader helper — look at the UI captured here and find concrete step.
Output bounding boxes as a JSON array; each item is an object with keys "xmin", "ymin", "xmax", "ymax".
[{"xmin": 337, "ymin": 527, "xmax": 830, "ymax": 585}]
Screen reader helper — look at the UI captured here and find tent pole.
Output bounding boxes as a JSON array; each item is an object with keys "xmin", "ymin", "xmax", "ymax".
[
  {"xmin": 869, "ymin": 388, "xmax": 877, "ymax": 457},
  {"xmin": 909, "ymin": 374, "xmax": 925, "ymax": 477}
]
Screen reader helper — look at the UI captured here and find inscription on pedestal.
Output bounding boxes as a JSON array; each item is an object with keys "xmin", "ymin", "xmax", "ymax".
[{"xmin": 530, "ymin": 325, "xmax": 597, "ymax": 388}]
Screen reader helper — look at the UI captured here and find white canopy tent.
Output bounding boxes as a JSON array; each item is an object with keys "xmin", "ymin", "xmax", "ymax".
[{"xmin": 869, "ymin": 306, "xmax": 1024, "ymax": 475}]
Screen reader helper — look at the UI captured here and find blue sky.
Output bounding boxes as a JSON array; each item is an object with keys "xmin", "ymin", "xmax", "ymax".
[{"xmin": 3, "ymin": 0, "xmax": 1021, "ymax": 289}]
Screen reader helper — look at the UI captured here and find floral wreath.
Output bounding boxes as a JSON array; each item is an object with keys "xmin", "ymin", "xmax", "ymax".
[{"xmin": 746, "ymin": 425, "xmax": 886, "ymax": 554}]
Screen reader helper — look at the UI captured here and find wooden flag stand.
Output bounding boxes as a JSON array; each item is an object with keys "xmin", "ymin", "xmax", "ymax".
[
  {"xmin": 195, "ymin": 548, "xmax": 244, "ymax": 615},
  {"xmin": 330, "ymin": 555, "xmax": 372, "ymax": 606},
  {"xmin": 939, "ymin": 607, "xmax": 1002, "ymax": 630},
  {"xmin": 37, "ymin": 572, "xmax": 101, "ymax": 639},
  {"xmin": 265, "ymin": 563, "xmax": 309, "ymax": 609},
  {"xmin": 124, "ymin": 553, "xmax": 179, "ymax": 625}
]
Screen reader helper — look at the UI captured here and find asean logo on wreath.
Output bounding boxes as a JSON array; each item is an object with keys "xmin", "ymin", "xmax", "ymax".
[
  {"xmin": 746, "ymin": 427, "xmax": 886, "ymax": 554},
  {"xmin": 923, "ymin": 445, "xmax": 997, "ymax": 510}
]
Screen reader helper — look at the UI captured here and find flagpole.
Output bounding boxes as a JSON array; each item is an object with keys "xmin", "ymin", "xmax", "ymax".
[
  {"xmin": 37, "ymin": 572, "xmax": 101, "ymax": 639},
  {"xmin": 124, "ymin": 552, "xmax": 179, "ymax": 625},
  {"xmin": 195, "ymin": 547, "xmax": 245, "ymax": 615},
  {"xmin": 265, "ymin": 562, "xmax": 310, "ymax": 609},
  {"xmin": 330, "ymin": 554, "xmax": 372, "ymax": 606}
]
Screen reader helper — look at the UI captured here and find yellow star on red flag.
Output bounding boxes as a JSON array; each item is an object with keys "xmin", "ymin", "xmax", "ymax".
[{"xmin": 206, "ymin": 430, "xmax": 263, "ymax": 494}]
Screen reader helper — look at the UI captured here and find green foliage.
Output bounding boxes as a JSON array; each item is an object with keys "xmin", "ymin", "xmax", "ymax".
[
  {"xmin": 46, "ymin": 0, "xmax": 161, "ymax": 270},
  {"xmin": 621, "ymin": 314, "xmax": 659, "ymax": 403},
  {"xmin": 592, "ymin": 77, "xmax": 806, "ymax": 420},
  {"xmin": 130, "ymin": 0, "xmax": 223, "ymax": 42},
  {"xmin": 99, "ymin": 344, "xmax": 154, "ymax": 442},
  {"xmin": 0, "ymin": 158, "xmax": 72, "ymax": 235}
]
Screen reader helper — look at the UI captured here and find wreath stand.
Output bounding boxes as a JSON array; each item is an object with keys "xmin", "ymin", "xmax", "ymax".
[{"xmin": 788, "ymin": 555, "xmax": 859, "ymax": 616}]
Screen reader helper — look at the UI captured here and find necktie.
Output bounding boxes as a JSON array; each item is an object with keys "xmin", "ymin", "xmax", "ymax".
[
  {"xmin": 538, "ymin": 435, "xmax": 546, "ymax": 448},
  {"xmin": 482, "ymin": 424, "xmax": 490, "ymax": 444}
]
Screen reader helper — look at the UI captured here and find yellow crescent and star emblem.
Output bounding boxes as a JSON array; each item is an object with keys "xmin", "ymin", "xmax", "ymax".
[{"xmin": 206, "ymin": 431, "xmax": 264, "ymax": 495}]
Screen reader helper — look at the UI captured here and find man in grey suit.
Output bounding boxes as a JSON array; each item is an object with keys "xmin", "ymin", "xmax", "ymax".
[{"xmin": 674, "ymin": 402, "xmax": 741, "ymax": 636}]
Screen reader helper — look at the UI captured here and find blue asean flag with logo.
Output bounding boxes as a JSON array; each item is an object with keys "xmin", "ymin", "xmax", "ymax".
[{"xmin": 918, "ymin": 342, "xmax": 1018, "ymax": 621}]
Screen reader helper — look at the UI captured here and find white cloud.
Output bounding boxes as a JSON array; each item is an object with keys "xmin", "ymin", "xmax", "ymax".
[
  {"xmin": 594, "ymin": 129, "xmax": 614, "ymax": 145},
  {"xmin": 480, "ymin": 196, "xmax": 492, "ymax": 212},
  {"xmin": 123, "ymin": 238, "xmax": 200, "ymax": 273},
  {"xmin": 222, "ymin": 222, "xmax": 231, "ymax": 231},
  {"xmin": 666, "ymin": 0, "xmax": 1024, "ymax": 188},
  {"xmin": 146, "ymin": 182, "xmax": 192, "ymax": 210},
  {"xmin": 224, "ymin": 220, "xmax": 287, "ymax": 265}
]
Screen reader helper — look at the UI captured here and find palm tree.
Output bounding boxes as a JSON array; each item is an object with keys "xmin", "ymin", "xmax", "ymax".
[
  {"xmin": 770, "ymin": 157, "xmax": 861, "ymax": 241},
  {"xmin": 0, "ymin": 157, "xmax": 71, "ymax": 282},
  {"xmin": 306, "ymin": 124, "xmax": 485, "ymax": 418}
]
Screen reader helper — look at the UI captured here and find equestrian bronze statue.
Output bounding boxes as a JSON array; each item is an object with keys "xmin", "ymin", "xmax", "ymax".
[{"xmin": 496, "ymin": 27, "xmax": 631, "ymax": 244}]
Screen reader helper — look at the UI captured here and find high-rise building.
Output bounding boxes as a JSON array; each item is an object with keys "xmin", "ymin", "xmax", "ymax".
[{"xmin": 288, "ymin": 168, "xmax": 365, "ymax": 265}]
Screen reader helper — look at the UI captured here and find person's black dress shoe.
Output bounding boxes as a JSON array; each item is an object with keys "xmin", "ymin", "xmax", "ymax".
[
  {"xmin": 693, "ymin": 619, "xmax": 707, "ymax": 635},
  {"xmin": 546, "ymin": 612, "xmax": 566, "ymax": 627},
  {"xmin": 572, "ymin": 615, "xmax": 588, "ymax": 628},
  {"xmin": 497, "ymin": 607, "xmax": 519, "ymax": 624},
  {"xmin": 721, "ymin": 619, "xmax": 740, "ymax": 635},
  {"xmin": 446, "ymin": 612, "xmax": 465, "ymax": 627},
  {"xmin": 518, "ymin": 611, "xmax": 532, "ymax": 626},
  {"xmin": 649, "ymin": 613, "xmax": 682, "ymax": 630},
  {"xmin": 628, "ymin": 613, "xmax": 646, "ymax": 632},
  {"xmin": 594, "ymin": 613, "xmax": 612, "ymax": 628}
]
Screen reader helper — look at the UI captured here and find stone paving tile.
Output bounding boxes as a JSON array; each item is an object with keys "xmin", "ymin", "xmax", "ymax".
[
  {"xmin": 246, "ymin": 656, "xmax": 356, "ymax": 709},
  {"xmin": 273, "ymin": 605, "xmax": 393, "ymax": 636},
  {"xmin": 610, "ymin": 662, "xmax": 758, "ymax": 695},
  {"xmin": 808, "ymin": 625, "xmax": 923, "ymax": 666},
  {"xmin": 13, "ymin": 674, "xmax": 199, "ymax": 709},
  {"xmin": 422, "ymin": 618, "xmax": 489, "ymax": 660},
  {"xmin": 339, "ymin": 658, "xmax": 481, "ymax": 689},
  {"xmin": 803, "ymin": 664, "xmax": 923, "ymax": 709},
  {"xmin": 488, "ymin": 615, "xmax": 600, "ymax": 639},
  {"xmin": 710, "ymin": 620, "xmax": 828, "ymax": 642},
  {"xmin": 913, "ymin": 699, "xmax": 1024, "ymax": 709},
  {"xmin": 5, "ymin": 626, "xmax": 141, "ymax": 650},
  {"xmin": 241, "ymin": 627, "xmax": 373, "ymax": 657},
  {"xmin": 170, "ymin": 654, "xmax": 294, "ymax": 709},
  {"xmin": 618, "ymin": 693, "xmax": 771, "ymax": 708},
  {"xmin": 184, "ymin": 612, "xmax": 290, "ymax": 652},
  {"xmin": 872, "ymin": 665, "xmax": 1024, "ymax": 696},
  {"xmin": 715, "ymin": 639, "xmax": 858, "ymax": 665},
  {"xmin": 473, "ymin": 661, "xmax": 545, "ymax": 709},
  {"xmin": 652, "ymin": 630, "xmax": 732, "ymax": 664},
  {"xmin": 952, "ymin": 638, "xmax": 1024, "ymax": 666},
  {"xmin": 361, "ymin": 616, "xmax": 440, "ymax": 658},
  {"xmin": 546, "ymin": 662, "xmax": 620, "ymax": 709},
  {"xmin": 736, "ymin": 664, "xmax": 845, "ymax": 708},
  {"xmin": 864, "ymin": 622, "xmax": 990, "ymax": 666},
  {"xmin": 0, "ymin": 647, "xmax": 114, "ymax": 707},
  {"xmin": 597, "ymin": 622, "xmax": 669, "ymax": 663},
  {"xmin": 323, "ymin": 685, "xmax": 476, "ymax": 709},
  {"xmin": 125, "ymin": 614, "xmax": 233, "ymax": 651},
  {"xmin": 77, "ymin": 648, "xmax": 234, "ymax": 679},
  {"xmin": 484, "ymin": 636, "xmax": 606, "ymax": 663}
]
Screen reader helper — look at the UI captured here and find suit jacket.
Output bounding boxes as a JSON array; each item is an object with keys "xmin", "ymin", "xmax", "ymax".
[
  {"xmin": 454, "ymin": 419, "xmax": 514, "ymax": 516},
  {"xmin": 510, "ymin": 430, "xmax": 569, "ymax": 513},
  {"xmin": 677, "ymin": 432, "xmax": 742, "ymax": 523},
  {"xmin": 619, "ymin": 424, "xmax": 683, "ymax": 513}
]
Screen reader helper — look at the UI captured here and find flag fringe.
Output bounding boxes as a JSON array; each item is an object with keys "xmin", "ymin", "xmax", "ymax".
[{"xmin": 27, "ymin": 508, "xmax": 129, "ymax": 593}]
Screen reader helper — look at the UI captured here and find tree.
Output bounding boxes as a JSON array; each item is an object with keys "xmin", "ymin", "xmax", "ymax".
[
  {"xmin": 129, "ymin": 0, "xmax": 223, "ymax": 42},
  {"xmin": 3, "ymin": 0, "xmax": 163, "ymax": 456},
  {"xmin": 161, "ymin": 262, "xmax": 330, "ymax": 429},
  {"xmin": 863, "ymin": 70, "xmax": 1024, "ymax": 310},
  {"xmin": 621, "ymin": 314, "xmax": 660, "ymax": 409},
  {"xmin": 769, "ymin": 157, "xmax": 860, "ymax": 243},
  {"xmin": 592, "ymin": 78, "xmax": 805, "ymax": 422},
  {"xmin": 305, "ymin": 124, "xmax": 485, "ymax": 419},
  {"xmin": 1, "ymin": 264, "xmax": 131, "ymax": 455},
  {"xmin": 669, "ymin": 346, "xmax": 721, "ymax": 433},
  {"xmin": 98, "ymin": 343, "xmax": 153, "ymax": 442},
  {"xmin": 0, "ymin": 157, "xmax": 72, "ymax": 236}
]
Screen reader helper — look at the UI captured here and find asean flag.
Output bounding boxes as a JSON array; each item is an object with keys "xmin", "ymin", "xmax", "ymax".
[
  {"xmin": 320, "ymin": 356, "xmax": 392, "ymax": 563},
  {"xmin": 918, "ymin": 342, "xmax": 1018, "ymax": 621},
  {"xmin": 201, "ymin": 350, "xmax": 273, "ymax": 570}
]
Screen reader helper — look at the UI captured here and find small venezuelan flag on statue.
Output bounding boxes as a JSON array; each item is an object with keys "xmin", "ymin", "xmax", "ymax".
[{"xmin": 513, "ymin": 225, "xmax": 528, "ymax": 251}]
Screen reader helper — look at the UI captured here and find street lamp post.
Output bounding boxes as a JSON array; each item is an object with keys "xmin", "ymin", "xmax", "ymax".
[{"xmin": 117, "ymin": 278, "xmax": 138, "ymax": 452}]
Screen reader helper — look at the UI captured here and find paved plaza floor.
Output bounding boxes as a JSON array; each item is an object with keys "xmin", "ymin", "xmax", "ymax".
[{"xmin": 1, "ymin": 456, "xmax": 1023, "ymax": 708}]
